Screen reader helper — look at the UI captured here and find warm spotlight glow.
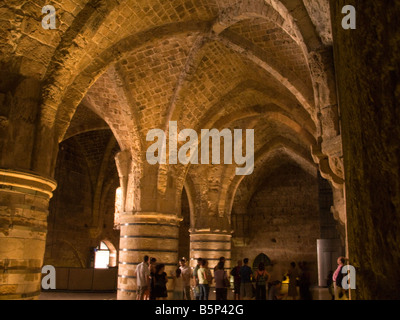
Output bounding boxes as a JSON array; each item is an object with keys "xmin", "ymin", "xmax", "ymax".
[{"xmin": 114, "ymin": 187, "xmax": 122, "ymax": 230}]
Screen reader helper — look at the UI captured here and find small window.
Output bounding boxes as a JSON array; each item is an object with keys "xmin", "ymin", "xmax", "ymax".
[{"xmin": 94, "ymin": 241, "xmax": 110, "ymax": 269}]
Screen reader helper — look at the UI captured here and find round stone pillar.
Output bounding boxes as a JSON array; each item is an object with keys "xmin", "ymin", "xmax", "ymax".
[
  {"xmin": 189, "ymin": 230, "xmax": 232, "ymax": 270},
  {"xmin": 0, "ymin": 169, "xmax": 57, "ymax": 300},
  {"xmin": 117, "ymin": 212, "xmax": 181, "ymax": 300}
]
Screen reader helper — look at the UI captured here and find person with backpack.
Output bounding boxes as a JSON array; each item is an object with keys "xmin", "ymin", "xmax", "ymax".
[{"xmin": 254, "ymin": 262, "xmax": 270, "ymax": 300}]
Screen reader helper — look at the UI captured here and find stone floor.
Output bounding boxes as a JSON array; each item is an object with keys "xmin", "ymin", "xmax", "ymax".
[{"xmin": 39, "ymin": 287, "xmax": 332, "ymax": 300}]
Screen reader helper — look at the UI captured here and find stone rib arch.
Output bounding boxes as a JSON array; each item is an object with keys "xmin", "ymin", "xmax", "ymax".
[
  {"xmin": 38, "ymin": 11, "xmax": 325, "ymax": 201},
  {"xmin": 210, "ymin": 0, "xmax": 342, "ymax": 190},
  {"xmin": 212, "ymin": 109, "xmax": 316, "ymax": 146},
  {"xmin": 52, "ymin": 18, "xmax": 316, "ymax": 144},
  {"xmin": 194, "ymin": 79, "xmax": 316, "ymax": 135},
  {"xmin": 63, "ymin": 124, "xmax": 110, "ymax": 141},
  {"xmin": 224, "ymin": 141, "xmax": 317, "ymax": 220},
  {"xmin": 167, "ymin": 94, "xmax": 318, "ymax": 215},
  {"xmin": 180, "ymin": 108, "xmax": 317, "ymax": 171},
  {"xmin": 214, "ymin": 35, "xmax": 314, "ymax": 117},
  {"xmin": 50, "ymin": 21, "xmax": 210, "ymax": 142},
  {"xmin": 213, "ymin": 0, "xmax": 310, "ymax": 53},
  {"xmin": 158, "ymin": 120, "xmax": 310, "ymax": 211},
  {"xmin": 184, "ymin": 126, "xmax": 316, "ymax": 230},
  {"xmin": 41, "ymin": 0, "xmax": 124, "ymax": 126},
  {"xmin": 183, "ymin": 175, "xmax": 197, "ymax": 230},
  {"xmin": 43, "ymin": 0, "xmax": 317, "ymax": 134}
]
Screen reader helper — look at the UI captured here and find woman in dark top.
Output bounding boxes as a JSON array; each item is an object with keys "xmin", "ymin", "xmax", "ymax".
[
  {"xmin": 149, "ymin": 258, "xmax": 157, "ymax": 300},
  {"xmin": 154, "ymin": 264, "xmax": 168, "ymax": 300}
]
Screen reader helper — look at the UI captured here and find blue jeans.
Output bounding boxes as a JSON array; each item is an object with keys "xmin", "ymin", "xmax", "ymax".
[{"xmin": 199, "ymin": 284, "xmax": 210, "ymax": 300}]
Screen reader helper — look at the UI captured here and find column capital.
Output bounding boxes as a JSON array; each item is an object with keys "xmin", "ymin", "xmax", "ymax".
[{"xmin": 0, "ymin": 168, "xmax": 57, "ymax": 199}]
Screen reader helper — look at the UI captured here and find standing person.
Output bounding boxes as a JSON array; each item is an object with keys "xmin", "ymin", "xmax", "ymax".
[
  {"xmin": 214, "ymin": 256, "xmax": 226, "ymax": 271},
  {"xmin": 154, "ymin": 264, "xmax": 168, "ymax": 300},
  {"xmin": 172, "ymin": 268, "xmax": 185, "ymax": 300},
  {"xmin": 135, "ymin": 255, "xmax": 150, "ymax": 300},
  {"xmin": 179, "ymin": 258, "xmax": 191, "ymax": 300},
  {"xmin": 332, "ymin": 256, "xmax": 346, "ymax": 300},
  {"xmin": 230, "ymin": 260, "xmax": 242, "ymax": 300},
  {"xmin": 193, "ymin": 258, "xmax": 203, "ymax": 300},
  {"xmin": 148, "ymin": 257, "xmax": 157, "ymax": 300},
  {"xmin": 287, "ymin": 262, "xmax": 299, "ymax": 300},
  {"xmin": 214, "ymin": 261, "xmax": 229, "ymax": 300},
  {"xmin": 298, "ymin": 261, "xmax": 312, "ymax": 300},
  {"xmin": 198, "ymin": 259, "xmax": 212, "ymax": 300},
  {"xmin": 239, "ymin": 258, "xmax": 253, "ymax": 300},
  {"xmin": 254, "ymin": 262, "xmax": 270, "ymax": 300}
]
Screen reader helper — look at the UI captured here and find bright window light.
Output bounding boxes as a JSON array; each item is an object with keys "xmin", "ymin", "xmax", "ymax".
[{"xmin": 95, "ymin": 242, "xmax": 110, "ymax": 269}]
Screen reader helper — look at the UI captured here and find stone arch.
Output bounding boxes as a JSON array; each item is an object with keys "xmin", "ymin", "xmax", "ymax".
[
  {"xmin": 101, "ymin": 239, "xmax": 118, "ymax": 268},
  {"xmin": 252, "ymin": 253, "xmax": 272, "ymax": 269},
  {"xmin": 213, "ymin": 0, "xmax": 311, "ymax": 53},
  {"xmin": 183, "ymin": 177, "xmax": 197, "ymax": 230},
  {"xmin": 224, "ymin": 138, "xmax": 317, "ymax": 220},
  {"xmin": 47, "ymin": 239, "xmax": 86, "ymax": 268},
  {"xmin": 195, "ymin": 80, "xmax": 316, "ymax": 135},
  {"xmin": 50, "ymin": 18, "xmax": 316, "ymax": 144}
]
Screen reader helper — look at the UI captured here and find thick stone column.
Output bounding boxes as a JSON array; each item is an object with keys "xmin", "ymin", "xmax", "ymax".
[
  {"xmin": 0, "ymin": 169, "xmax": 57, "ymax": 300},
  {"xmin": 189, "ymin": 230, "xmax": 232, "ymax": 271},
  {"xmin": 117, "ymin": 212, "xmax": 181, "ymax": 300},
  {"xmin": 330, "ymin": 1, "xmax": 400, "ymax": 299}
]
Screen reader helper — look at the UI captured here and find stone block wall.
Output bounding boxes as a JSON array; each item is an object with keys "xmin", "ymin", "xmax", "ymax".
[
  {"xmin": 232, "ymin": 163, "xmax": 320, "ymax": 284},
  {"xmin": 44, "ymin": 130, "xmax": 120, "ymax": 268}
]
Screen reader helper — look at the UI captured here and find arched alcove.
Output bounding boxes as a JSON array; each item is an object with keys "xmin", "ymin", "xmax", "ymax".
[{"xmin": 252, "ymin": 253, "xmax": 272, "ymax": 271}]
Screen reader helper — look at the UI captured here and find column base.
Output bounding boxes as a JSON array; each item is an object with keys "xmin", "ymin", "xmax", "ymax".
[
  {"xmin": 190, "ymin": 229, "xmax": 232, "ymax": 270},
  {"xmin": 117, "ymin": 212, "xmax": 182, "ymax": 300}
]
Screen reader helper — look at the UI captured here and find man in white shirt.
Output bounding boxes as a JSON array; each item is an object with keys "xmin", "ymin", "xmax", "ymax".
[
  {"xmin": 179, "ymin": 258, "xmax": 192, "ymax": 300},
  {"xmin": 135, "ymin": 255, "xmax": 150, "ymax": 300}
]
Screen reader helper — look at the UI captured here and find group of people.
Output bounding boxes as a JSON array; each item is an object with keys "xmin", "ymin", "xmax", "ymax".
[
  {"xmin": 134, "ymin": 256, "xmax": 191, "ymax": 300},
  {"xmin": 135, "ymin": 255, "xmax": 232, "ymax": 300},
  {"xmin": 229, "ymin": 259, "xmax": 308, "ymax": 300},
  {"xmin": 135, "ymin": 255, "xmax": 315, "ymax": 300},
  {"xmin": 192, "ymin": 257, "xmax": 230, "ymax": 300}
]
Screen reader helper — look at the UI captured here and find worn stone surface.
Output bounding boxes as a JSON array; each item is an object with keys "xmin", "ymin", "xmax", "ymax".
[
  {"xmin": 44, "ymin": 129, "xmax": 120, "ymax": 268},
  {"xmin": 330, "ymin": 0, "xmax": 400, "ymax": 300},
  {"xmin": 0, "ymin": 0, "xmax": 397, "ymax": 300},
  {"xmin": 232, "ymin": 162, "xmax": 320, "ymax": 283}
]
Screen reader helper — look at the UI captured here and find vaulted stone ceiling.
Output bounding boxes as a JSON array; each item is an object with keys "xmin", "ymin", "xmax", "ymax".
[{"xmin": 1, "ymin": 0, "xmax": 341, "ymax": 223}]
